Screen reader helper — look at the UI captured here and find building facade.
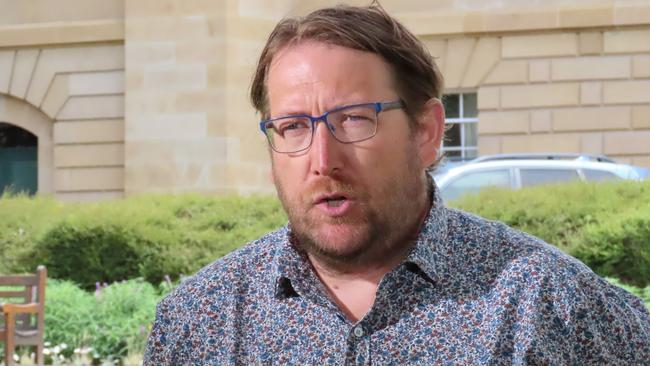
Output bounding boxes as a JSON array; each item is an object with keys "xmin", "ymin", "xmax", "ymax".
[{"xmin": 1, "ymin": 0, "xmax": 649, "ymax": 200}]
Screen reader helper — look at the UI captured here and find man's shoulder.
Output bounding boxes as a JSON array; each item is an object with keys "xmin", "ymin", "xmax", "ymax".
[
  {"xmin": 442, "ymin": 207, "xmax": 597, "ymax": 288},
  {"xmin": 159, "ymin": 226, "xmax": 287, "ymax": 313}
]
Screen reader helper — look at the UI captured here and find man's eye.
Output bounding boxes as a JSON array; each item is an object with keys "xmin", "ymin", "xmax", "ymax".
[{"xmin": 278, "ymin": 121, "xmax": 309, "ymax": 135}]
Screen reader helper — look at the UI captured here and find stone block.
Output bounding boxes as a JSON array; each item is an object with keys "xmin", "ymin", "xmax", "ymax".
[
  {"xmin": 478, "ymin": 111, "xmax": 529, "ymax": 135},
  {"xmin": 551, "ymin": 56, "xmax": 630, "ymax": 81},
  {"xmin": 126, "ymin": 42, "xmax": 176, "ymax": 66},
  {"xmin": 603, "ymin": 80, "xmax": 650, "ymax": 104},
  {"xmin": 125, "ymin": 17, "xmax": 210, "ymax": 42},
  {"xmin": 477, "ymin": 87, "xmax": 499, "ymax": 110},
  {"xmin": 552, "ymin": 106, "xmax": 630, "ymax": 132},
  {"xmin": 176, "ymin": 39, "xmax": 227, "ymax": 64},
  {"xmin": 581, "ymin": 133, "xmax": 604, "ymax": 154},
  {"xmin": 633, "ymin": 55, "xmax": 650, "ymax": 78},
  {"xmin": 632, "ymin": 106, "xmax": 650, "ymax": 129},
  {"xmin": 604, "ymin": 131, "xmax": 650, "ymax": 155},
  {"xmin": 502, "ymin": 133, "xmax": 581, "ymax": 153},
  {"xmin": 54, "ymin": 143, "xmax": 124, "ymax": 168},
  {"xmin": 57, "ymin": 95, "xmax": 125, "ymax": 120},
  {"xmin": 559, "ymin": 5, "xmax": 613, "ymax": 28},
  {"xmin": 26, "ymin": 45, "xmax": 124, "ymax": 106},
  {"xmin": 477, "ymin": 135, "xmax": 501, "ymax": 155},
  {"xmin": 480, "ymin": 9, "xmax": 558, "ymax": 33},
  {"xmin": 604, "ymin": 29, "xmax": 650, "ymax": 54},
  {"xmin": 69, "ymin": 70, "xmax": 124, "ymax": 96},
  {"xmin": 0, "ymin": 51, "xmax": 14, "ymax": 93},
  {"xmin": 501, "ymin": 83, "xmax": 580, "ymax": 109},
  {"xmin": 614, "ymin": 3, "xmax": 650, "ymax": 26},
  {"xmin": 579, "ymin": 32, "xmax": 603, "ymax": 55},
  {"xmin": 0, "ymin": 20, "xmax": 124, "ymax": 48},
  {"xmin": 143, "ymin": 63, "xmax": 207, "ymax": 91},
  {"xmin": 483, "ymin": 60, "xmax": 528, "ymax": 85},
  {"xmin": 55, "ymin": 167, "xmax": 124, "ymax": 191},
  {"xmin": 54, "ymin": 119, "xmax": 125, "ymax": 144},
  {"xmin": 397, "ymin": 11, "xmax": 465, "ymax": 36},
  {"xmin": 529, "ymin": 60, "xmax": 550, "ymax": 83},
  {"xmin": 502, "ymin": 33, "xmax": 577, "ymax": 58},
  {"xmin": 127, "ymin": 112, "xmax": 207, "ymax": 141},
  {"xmin": 10, "ymin": 49, "xmax": 40, "ymax": 99},
  {"xmin": 461, "ymin": 37, "xmax": 500, "ymax": 88},
  {"xmin": 422, "ymin": 38, "xmax": 446, "ymax": 74},
  {"xmin": 580, "ymin": 82, "xmax": 602, "ymax": 105},
  {"xmin": 530, "ymin": 110, "xmax": 552, "ymax": 133},
  {"xmin": 443, "ymin": 38, "xmax": 475, "ymax": 89},
  {"xmin": 40, "ymin": 74, "xmax": 69, "ymax": 118},
  {"xmin": 124, "ymin": 139, "xmax": 227, "ymax": 164}
]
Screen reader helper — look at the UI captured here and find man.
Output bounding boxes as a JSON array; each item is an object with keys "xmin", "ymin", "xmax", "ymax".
[{"xmin": 145, "ymin": 4, "xmax": 650, "ymax": 365}]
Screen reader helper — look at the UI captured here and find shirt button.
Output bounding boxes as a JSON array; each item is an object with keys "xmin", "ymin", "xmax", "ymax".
[{"xmin": 353, "ymin": 326, "xmax": 364, "ymax": 338}]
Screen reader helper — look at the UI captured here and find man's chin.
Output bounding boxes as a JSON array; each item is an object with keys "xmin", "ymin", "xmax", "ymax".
[{"xmin": 293, "ymin": 222, "xmax": 375, "ymax": 264}]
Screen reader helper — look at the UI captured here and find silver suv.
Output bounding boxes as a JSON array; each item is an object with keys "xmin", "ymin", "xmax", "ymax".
[{"xmin": 434, "ymin": 154, "xmax": 649, "ymax": 202}]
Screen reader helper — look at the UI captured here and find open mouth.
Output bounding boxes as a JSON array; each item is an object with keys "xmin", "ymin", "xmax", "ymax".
[{"xmin": 315, "ymin": 194, "xmax": 349, "ymax": 207}]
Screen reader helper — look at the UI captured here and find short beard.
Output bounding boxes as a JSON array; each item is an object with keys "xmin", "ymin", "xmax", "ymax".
[{"xmin": 273, "ymin": 142, "xmax": 428, "ymax": 272}]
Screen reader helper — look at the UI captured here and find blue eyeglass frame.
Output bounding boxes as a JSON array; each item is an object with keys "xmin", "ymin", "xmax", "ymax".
[{"xmin": 258, "ymin": 100, "xmax": 405, "ymax": 152}]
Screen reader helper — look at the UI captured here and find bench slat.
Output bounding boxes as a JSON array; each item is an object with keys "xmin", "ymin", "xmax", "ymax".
[{"xmin": 0, "ymin": 276, "xmax": 38, "ymax": 286}]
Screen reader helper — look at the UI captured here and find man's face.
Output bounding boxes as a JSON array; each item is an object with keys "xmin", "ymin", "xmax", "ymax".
[{"xmin": 267, "ymin": 41, "xmax": 432, "ymax": 267}]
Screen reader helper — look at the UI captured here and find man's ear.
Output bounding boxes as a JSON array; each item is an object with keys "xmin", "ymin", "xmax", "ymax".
[{"xmin": 415, "ymin": 98, "xmax": 445, "ymax": 169}]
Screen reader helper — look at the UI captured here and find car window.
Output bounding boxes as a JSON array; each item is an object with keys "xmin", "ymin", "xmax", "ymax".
[
  {"xmin": 441, "ymin": 169, "xmax": 510, "ymax": 201},
  {"xmin": 582, "ymin": 169, "xmax": 621, "ymax": 182},
  {"xmin": 520, "ymin": 168, "xmax": 579, "ymax": 188}
]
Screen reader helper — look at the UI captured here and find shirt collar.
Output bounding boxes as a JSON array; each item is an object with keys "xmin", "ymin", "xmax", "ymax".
[{"xmin": 272, "ymin": 182, "xmax": 449, "ymax": 299}]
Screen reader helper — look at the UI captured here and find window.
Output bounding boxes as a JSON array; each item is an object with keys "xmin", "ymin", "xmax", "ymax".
[
  {"xmin": 441, "ymin": 169, "xmax": 511, "ymax": 201},
  {"xmin": 0, "ymin": 122, "xmax": 37, "ymax": 195},
  {"xmin": 519, "ymin": 168, "xmax": 579, "ymax": 188},
  {"xmin": 442, "ymin": 93, "xmax": 477, "ymax": 161}
]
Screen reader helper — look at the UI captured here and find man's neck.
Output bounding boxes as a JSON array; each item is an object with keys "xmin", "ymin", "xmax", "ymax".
[{"xmin": 307, "ymin": 194, "xmax": 432, "ymax": 322}]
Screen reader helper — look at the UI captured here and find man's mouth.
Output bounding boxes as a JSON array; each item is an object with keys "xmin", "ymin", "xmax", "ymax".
[
  {"xmin": 313, "ymin": 194, "xmax": 351, "ymax": 214},
  {"xmin": 323, "ymin": 196, "xmax": 347, "ymax": 207}
]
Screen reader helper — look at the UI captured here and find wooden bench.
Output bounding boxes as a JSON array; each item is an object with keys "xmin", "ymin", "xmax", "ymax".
[{"xmin": 0, "ymin": 266, "xmax": 46, "ymax": 366}]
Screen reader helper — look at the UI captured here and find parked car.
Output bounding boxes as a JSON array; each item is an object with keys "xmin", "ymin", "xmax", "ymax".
[{"xmin": 433, "ymin": 153, "xmax": 649, "ymax": 202}]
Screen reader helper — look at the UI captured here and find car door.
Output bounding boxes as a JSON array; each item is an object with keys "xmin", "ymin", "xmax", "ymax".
[{"xmin": 516, "ymin": 167, "xmax": 581, "ymax": 188}]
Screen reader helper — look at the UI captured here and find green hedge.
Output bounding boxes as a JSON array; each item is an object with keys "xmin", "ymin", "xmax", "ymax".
[
  {"xmin": 0, "ymin": 193, "xmax": 286, "ymax": 289},
  {"xmin": 1, "ymin": 181, "xmax": 649, "ymax": 287},
  {"xmin": 451, "ymin": 180, "xmax": 650, "ymax": 287}
]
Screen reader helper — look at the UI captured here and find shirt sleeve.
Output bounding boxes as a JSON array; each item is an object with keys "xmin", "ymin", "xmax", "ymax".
[
  {"xmin": 143, "ymin": 297, "xmax": 185, "ymax": 365},
  {"xmin": 568, "ymin": 272, "xmax": 650, "ymax": 364}
]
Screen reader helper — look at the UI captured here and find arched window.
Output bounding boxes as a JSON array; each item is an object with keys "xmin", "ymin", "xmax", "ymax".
[{"xmin": 0, "ymin": 122, "xmax": 38, "ymax": 195}]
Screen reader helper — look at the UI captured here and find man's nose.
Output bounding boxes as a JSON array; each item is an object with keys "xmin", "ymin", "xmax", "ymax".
[{"xmin": 310, "ymin": 120, "xmax": 342, "ymax": 177}]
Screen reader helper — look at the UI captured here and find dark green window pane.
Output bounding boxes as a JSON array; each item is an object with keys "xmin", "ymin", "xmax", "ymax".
[
  {"xmin": 445, "ymin": 123, "xmax": 461, "ymax": 147},
  {"xmin": 443, "ymin": 94, "xmax": 459, "ymax": 118},
  {"xmin": 463, "ymin": 93, "xmax": 477, "ymax": 118}
]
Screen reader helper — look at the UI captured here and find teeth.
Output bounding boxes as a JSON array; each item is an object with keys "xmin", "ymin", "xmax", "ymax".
[{"xmin": 325, "ymin": 198, "xmax": 345, "ymax": 207}]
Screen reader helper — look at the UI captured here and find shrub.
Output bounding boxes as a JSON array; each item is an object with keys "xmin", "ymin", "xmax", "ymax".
[
  {"xmin": 451, "ymin": 180, "xmax": 650, "ymax": 286},
  {"xmin": 3, "ymin": 193, "xmax": 287, "ymax": 287},
  {"xmin": 573, "ymin": 208, "xmax": 650, "ymax": 287},
  {"xmin": 43, "ymin": 279, "xmax": 164, "ymax": 361},
  {"xmin": 36, "ymin": 224, "xmax": 144, "ymax": 290}
]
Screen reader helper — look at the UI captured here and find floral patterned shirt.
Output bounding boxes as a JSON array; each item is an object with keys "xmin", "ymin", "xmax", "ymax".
[{"xmin": 144, "ymin": 189, "xmax": 650, "ymax": 365}]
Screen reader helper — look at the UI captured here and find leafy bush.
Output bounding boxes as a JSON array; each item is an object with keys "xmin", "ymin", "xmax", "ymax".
[
  {"xmin": 451, "ymin": 180, "xmax": 650, "ymax": 286},
  {"xmin": 573, "ymin": 208, "xmax": 650, "ymax": 287},
  {"xmin": 1, "ymin": 193, "xmax": 286, "ymax": 287},
  {"xmin": 44, "ymin": 279, "xmax": 164, "ymax": 361}
]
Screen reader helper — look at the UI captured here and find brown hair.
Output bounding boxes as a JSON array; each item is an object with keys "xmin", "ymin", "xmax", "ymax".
[{"xmin": 250, "ymin": 3, "xmax": 444, "ymax": 125}]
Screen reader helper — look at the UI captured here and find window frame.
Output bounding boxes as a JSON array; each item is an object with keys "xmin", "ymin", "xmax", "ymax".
[{"xmin": 441, "ymin": 93, "xmax": 478, "ymax": 161}]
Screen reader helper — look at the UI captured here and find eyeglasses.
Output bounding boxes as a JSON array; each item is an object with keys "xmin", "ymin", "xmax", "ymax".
[{"xmin": 259, "ymin": 101, "xmax": 404, "ymax": 153}]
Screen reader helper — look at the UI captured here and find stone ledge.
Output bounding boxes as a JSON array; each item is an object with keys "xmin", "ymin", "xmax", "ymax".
[
  {"xmin": 0, "ymin": 19, "xmax": 124, "ymax": 47},
  {"xmin": 396, "ymin": 4, "xmax": 650, "ymax": 36}
]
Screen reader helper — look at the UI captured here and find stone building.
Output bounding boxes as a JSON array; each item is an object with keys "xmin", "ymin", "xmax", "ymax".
[{"xmin": 0, "ymin": 0, "xmax": 649, "ymax": 200}]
